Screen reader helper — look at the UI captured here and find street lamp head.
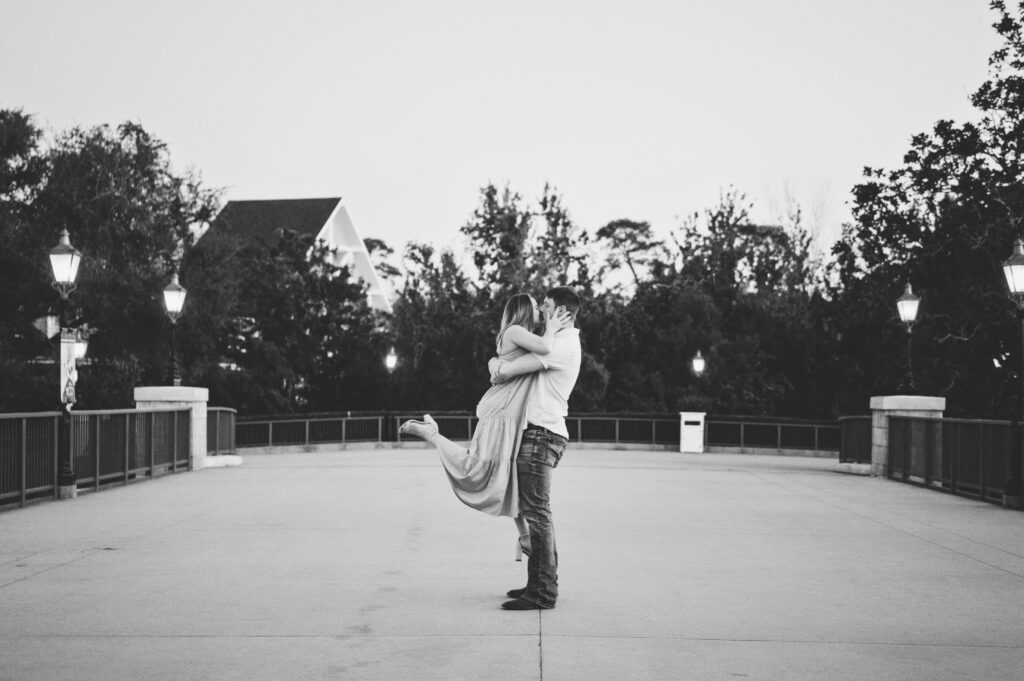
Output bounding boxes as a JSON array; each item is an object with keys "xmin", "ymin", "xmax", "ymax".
[
  {"xmin": 896, "ymin": 282, "xmax": 920, "ymax": 328},
  {"xmin": 1003, "ymin": 239, "xmax": 1024, "ymax": 308},
  {"xmin": 49, "ymin": 228, "xmax": 82, "ymax": 299},
  {"xmin": 385, "ymin": 347, "xmax": 398, "ymax": 373},
  {"xmin": 692, "ymin": 349, "xmax": 706, "ymax": 377},
  {"xmin": 163, "ymin": 273, "xmax": 187, "ymax": 323}
]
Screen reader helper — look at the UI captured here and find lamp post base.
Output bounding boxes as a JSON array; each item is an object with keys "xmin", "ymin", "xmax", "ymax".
[{"xmin": 57, "ymin": 484, "xmax": 78, "ymax": 500}]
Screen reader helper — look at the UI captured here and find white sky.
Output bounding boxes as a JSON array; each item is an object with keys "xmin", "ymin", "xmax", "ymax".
[{"xmin": 1, "ymin": 0, "xmax": 1002, "ymax": 257}]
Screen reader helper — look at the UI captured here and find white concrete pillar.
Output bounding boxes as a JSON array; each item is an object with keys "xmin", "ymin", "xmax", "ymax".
[
  {"xmin": 679, "ymin": 412, "xmax": 706, "ymax": 453},
  {"xmin": 869, "ymin": 395, "xmax": 945, "ymax": 478},
  {"xmin": 134, "ymin": 386, "xmax": 209, "ymax": 470}
]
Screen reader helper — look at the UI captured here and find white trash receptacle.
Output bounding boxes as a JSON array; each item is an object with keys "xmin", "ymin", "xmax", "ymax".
[{"xmin": 679, "ymin": 412, "xmax": 706, "ymax": 453}]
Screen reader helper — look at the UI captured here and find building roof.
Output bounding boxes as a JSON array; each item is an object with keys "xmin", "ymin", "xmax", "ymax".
[
  {"xmin": 205, "ymin": 197, "xmax": 393, "ymax": 313},
  {"xmin": 210, "ymin": 198, "xmax": 342, "ymax": 240}
]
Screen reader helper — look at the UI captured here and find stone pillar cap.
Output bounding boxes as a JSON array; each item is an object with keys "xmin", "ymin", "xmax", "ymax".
[
  {"xmin": 869, "ymin": 395, "xmax": 946, "ymax": 411},
  {"xmin": 134, "ymin": 386, "xmax": 209, "ymax": 402}
]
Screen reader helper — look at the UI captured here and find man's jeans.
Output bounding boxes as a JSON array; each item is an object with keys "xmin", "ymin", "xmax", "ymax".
[{"xmin": 517, "ymin": 427, "xmax": 567, "ymax": 608}]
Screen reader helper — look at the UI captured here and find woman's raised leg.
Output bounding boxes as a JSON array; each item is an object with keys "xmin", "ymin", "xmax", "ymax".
[{"xmin": 399, "ymin": 414, "xmax": 466, "ymax": 460}]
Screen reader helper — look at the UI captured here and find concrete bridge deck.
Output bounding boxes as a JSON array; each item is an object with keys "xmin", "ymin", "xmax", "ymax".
[{"xmin": 2, "ymin": 449, "xmax": 1023, "ymax": 680}]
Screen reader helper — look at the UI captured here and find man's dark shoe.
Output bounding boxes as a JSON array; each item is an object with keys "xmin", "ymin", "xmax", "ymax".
[
  {"xmin": 506, "ymin": 587, "xmax": 527, "ymax": 598},
  {"xmin": 501, "ymin": 597, "xmax": 553, "ymax": 610}
]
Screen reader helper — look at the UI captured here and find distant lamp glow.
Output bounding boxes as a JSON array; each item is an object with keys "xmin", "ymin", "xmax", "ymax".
[
  {"xmin": 896, "ymin": 282, "xmax": 920, "ymax": 328},
  {"xmin": 49, "ymin": 229, "xmax": 82, "ymax": 299},
  {"xmin": 385, "ymin": 347, "xmax": 398, "ymax": 373},
  {"xmin": 163, "ymin": 273, "xmax": 187, "ymax": 322},
  {"xmin": 691, "ymin": 350, "xmax": 706, "ymax": 377}
]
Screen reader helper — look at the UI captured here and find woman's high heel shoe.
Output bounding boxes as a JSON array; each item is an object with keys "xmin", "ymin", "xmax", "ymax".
[
  {"xmin": 398, "ymin": 414, "xmax": 438, "ymax": 440},
  {"xmin": 514, "ymin": 534, "xmax": 531, "ymax": 562}
]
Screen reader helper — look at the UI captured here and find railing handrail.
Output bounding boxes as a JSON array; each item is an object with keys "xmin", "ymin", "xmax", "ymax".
[
  {"xmin": 890, "ymin": 415, "xmax": 1015, "ymax": 427},
  {"xmin": 71, "ymin": 407, "xmax": 191, "ymax": 415},
  {"xmin": 0, "ymin": 411, "xmax": 63, "ymax": 418},
  {"xmin": 706, "ymin": 415, "xmax": 840, "ymax": 426}
]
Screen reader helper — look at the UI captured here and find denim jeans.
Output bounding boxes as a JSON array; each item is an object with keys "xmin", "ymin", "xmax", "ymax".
[{"xmin": 517, "ymin": 427, "xmax": 567, "ymax": 608}]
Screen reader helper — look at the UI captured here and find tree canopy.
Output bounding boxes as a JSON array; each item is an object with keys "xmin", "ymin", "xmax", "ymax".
[{"xmin": 4, "ymin": 2, "xmax": 1024, "ymax": 419}]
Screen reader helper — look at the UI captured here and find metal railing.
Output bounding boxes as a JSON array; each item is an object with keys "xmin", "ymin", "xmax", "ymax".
[
  {"xmin": 704, "ymin": 416, "xmax": 839, "ymax": 452},
  {"xmin": 839, "ymin": 416, "xmax": 872, "ymax": 463},
  {"xmin": 0, "ymin": 412, "xmax": 59, "ymax": 509},
  {"xmin": 236, "ymin": 412, "xmax": 684, "ymax": 449},
  {"xmin": 236, "ymin": 412, "xmax": 842, "ymax": 452},
  {"xmin": 207, "ymin": 407, "xmax": 237, "ymax": 455},
  {"xmin": 1, "ymin": 408, "xmax": 191, "ymax": 509},
  {"xmin": 888, "ymin": 416, "xmax": 1015, "ymax": 504}
]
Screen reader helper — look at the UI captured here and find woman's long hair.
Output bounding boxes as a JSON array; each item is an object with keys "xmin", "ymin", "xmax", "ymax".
[{"xmin": 498, "ymin": 293, "xmax": 536, "ymax": 347}]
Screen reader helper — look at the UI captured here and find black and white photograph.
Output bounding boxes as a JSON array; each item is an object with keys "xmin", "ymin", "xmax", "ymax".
[{"xmin": 2, "ymin": 1, "xmax": 1024, "ymax": 679}]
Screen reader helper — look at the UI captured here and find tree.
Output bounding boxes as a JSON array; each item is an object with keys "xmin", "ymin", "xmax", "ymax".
[
  {"xmin": 0, "ymin": 115, "xmax": 221, "ymax": 410},
  {"xmin": 595, "ymin": 218, "xmax": 663, "ymax": 289},
  {"xmin": 187, "ymin": 228, "xmax": 389, "ymax": 414},
  {"xmin": 386, "ymin": 242, "xmax": 494, "ymax": 409},
  {"xmin": 829, "ymin": 0, "xmax": 1024, "ymax": 418},
  {"xmin": 460, "ymin": 183, "xmax": 532, "ymax": 297}
]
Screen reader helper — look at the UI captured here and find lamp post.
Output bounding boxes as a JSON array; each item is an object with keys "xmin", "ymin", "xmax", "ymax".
[
  {"xmin": 896, "ymin": 282, "xmax": 920, "ymax": 393},
  {"xmin": 1001, "ymin": 239, "xmax": 1024, "ymax": 506},
  {"xmin": 691, "ymin": 350, "xmax": 706, "ymax": 377},
  {"xmin": 162, "ymin": 273, "xmax": 187, "ymax": 386},
  {"xmin": 49, "ymin": 228, "xmax": 82, "ymax": 499}
]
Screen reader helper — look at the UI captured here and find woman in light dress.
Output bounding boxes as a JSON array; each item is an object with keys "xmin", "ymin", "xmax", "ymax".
[{"xmin": 400, "ymin": 293, "xmax": 572, "ymax": 560}]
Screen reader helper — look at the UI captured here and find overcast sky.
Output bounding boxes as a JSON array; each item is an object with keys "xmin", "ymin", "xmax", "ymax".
[{"xmin": 1, "ymin": 0, "xmax": 1003, "ymax": 256}]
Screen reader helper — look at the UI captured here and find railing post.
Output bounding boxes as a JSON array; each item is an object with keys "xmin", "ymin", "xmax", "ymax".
[
  {"xmin": 93, "ymin": 414, "xmax": 100, "ymax": 491},
  {"xmin": 52, "ymin": 416, "xmax": 59, "ymax": 499},
  {"xmin": 149, "ymin": 412, "xmax": 155, "ymax": 478},
  {"xmin": 124, "ymin": 413, "xmax": 131, "ymax": 485},
  {"xmin": 467, "ymin": 416, "xmax": 472, "ymax": 441},
  {"xmin": 615, "ymin": 419, "xmax": 620, "ymax": 444},
  {"xmin": 305, "ymin": 419, "xmax": 310, "ymax": 446},
  {"xmin": 268, "ymin": 421, "xmax": 274, "ymax": 448},
  {"xmin": 652, "ymin": 420, "xmax": 656, "ymax": 445},
  {"xmin": 777, "ymin": 424, "xmax": 782, "ymax": 450},
  {"xmin": 20, "ymin": 417, "xmax": 27, "ymax": 508},
  {"xmin": 172, "ymin": 411, "xmax": 179, "ymax": 473},
  {"xmin": 980, "ymin": 422, "xmax": 986, "ymax": 498},
  {"xmin": 377, "ymin": 417, "xmax": 383, "ymax": 443},
  {"xmin": 342, "ymin": 418, "xmax": 347, "ymax": 445}
]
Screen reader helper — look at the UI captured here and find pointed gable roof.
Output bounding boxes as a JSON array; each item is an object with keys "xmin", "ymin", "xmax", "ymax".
[
  {"xmin": 206, "ymin": 197, "xmax": 393, "ymax": 312},
  {"xmin": 211, "ymin": 198, "xmax": 341, "ymax": 240}
]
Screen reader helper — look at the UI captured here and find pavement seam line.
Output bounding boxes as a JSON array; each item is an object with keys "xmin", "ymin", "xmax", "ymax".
[
  {"xmin": 778, "ymin": 472, "xmax": 1024, "ymax": 562},
  {"xmin": 0, "ymin": 469, "xmax": 311, "ymax": 587},
  {"xmin": 4, "ymin": 634, "xmax": 1021, "ymax": 649},
  {"xmin": 538, "ymin": 610, "xmax": 544, "ymax": 681},
  {"xmin": 536, "ymin": 635, "xmax": 1024, "ymax": 648},
  {"xmin": 748, "ymin": 471, "xmax": 1024, "ymax": 579},
  {"xmin": 0, "ymin": 550, "xmax": 98, "ymax": 590}
]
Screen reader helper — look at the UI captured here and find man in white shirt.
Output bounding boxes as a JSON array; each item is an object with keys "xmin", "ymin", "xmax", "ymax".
[{"xmin": 488, "ymin": 286, "xmax": 582, "ymax": 610}]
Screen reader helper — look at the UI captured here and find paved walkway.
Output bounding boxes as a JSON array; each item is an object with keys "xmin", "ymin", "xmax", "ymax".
[{"xmin": 2, "ymin": 449, "xmax": 1024, "ymax": 681}]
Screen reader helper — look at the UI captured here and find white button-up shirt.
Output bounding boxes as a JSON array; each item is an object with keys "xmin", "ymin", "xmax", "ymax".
[{"xmin": 525, "ymin": 328, "xmax": 582, "ymax": 439}]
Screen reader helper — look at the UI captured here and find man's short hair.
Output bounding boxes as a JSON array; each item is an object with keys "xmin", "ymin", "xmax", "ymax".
[{"xmin": 546, "ymin": 286, "xmax": 581, "ymax": 317}]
